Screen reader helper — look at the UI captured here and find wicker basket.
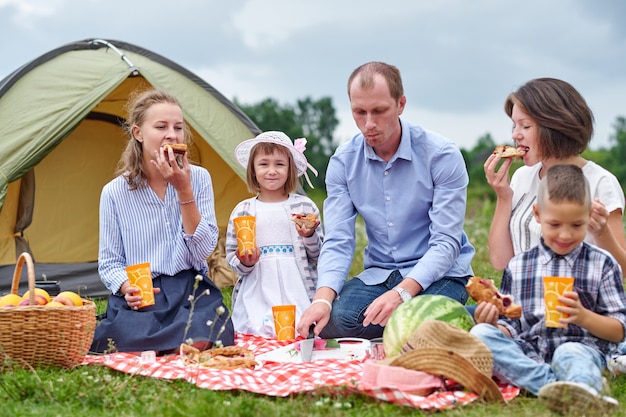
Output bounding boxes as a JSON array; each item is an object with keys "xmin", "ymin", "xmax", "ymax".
[{"xmin": 0, "ymin": 252, "xmax": 96, "ymax": 368}]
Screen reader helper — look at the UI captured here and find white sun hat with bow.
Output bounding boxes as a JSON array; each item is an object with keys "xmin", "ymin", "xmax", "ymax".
[{"xmin": 234, "ymin": 131, "xmax": 318, "ymax": 188}]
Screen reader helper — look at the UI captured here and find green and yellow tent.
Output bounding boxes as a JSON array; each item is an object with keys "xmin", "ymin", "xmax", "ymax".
[{"xmin": 0, "ymin": 39, "xmax": 259, "ymax": 296}]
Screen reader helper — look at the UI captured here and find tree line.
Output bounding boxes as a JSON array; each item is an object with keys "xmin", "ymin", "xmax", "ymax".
[{"xmin": 236, "ymin": 96, "xmax": 626, "ymax": 198}]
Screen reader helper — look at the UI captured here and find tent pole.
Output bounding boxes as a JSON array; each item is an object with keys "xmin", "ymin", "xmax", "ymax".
[{"xmin": 90, "ymin": 39, "xmax": 139, "ymax": 75}]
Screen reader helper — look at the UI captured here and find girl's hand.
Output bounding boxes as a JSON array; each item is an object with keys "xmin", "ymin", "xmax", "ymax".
[
  {"xmin": 484, "ymin": 153, "xmax": 514, "ymax": 199},
  {"xmin": 474, "ymin": 301, "xmax": 500, "ymax": 326},
  {"xmin": 237, "ymin": 247, "xmax": 260, "ymax": 267},
  {"xmin": 294, "ymin": 220, "xmax": 320, "ymax": 237}
]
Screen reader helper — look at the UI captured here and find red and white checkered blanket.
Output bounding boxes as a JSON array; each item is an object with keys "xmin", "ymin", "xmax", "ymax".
[{"xmin": 82, "ymin": 333, "xmax": 519, "ymax": 410}]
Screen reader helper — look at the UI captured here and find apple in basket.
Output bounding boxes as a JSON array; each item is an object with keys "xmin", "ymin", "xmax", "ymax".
[
  {"xmin": 52, "ymin": 291, "xmax": 83, "ymax": 307},
  {"xmin": 18, "ymin": 288, "xmax": 51, "ymax": 306}
]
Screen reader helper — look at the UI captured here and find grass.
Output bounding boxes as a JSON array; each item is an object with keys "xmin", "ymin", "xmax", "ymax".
[{"xmin": 2, "ymin": 196, "xmax": 625, "ymax": 416}]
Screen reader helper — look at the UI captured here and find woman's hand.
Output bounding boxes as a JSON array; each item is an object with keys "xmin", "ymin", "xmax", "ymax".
[
  {"xmin": 484, "ymin": 153, "xmax": 514, "ymax": 199},
  {"xmin": 154, "ymin": 147, "xmax": 192, "ymax": 191},
  {"xmin": 588, "ymin": 198, "xmax": 610, "ymax": 238},
  {"xmin": 121, "ymin": 281, "xmax": 160, "ymax": 310}
]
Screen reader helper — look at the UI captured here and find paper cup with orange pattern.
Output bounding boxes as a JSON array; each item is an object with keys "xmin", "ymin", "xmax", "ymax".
[
  {"xmin": 233, "ymin": 215, "xmax": 256, "ymax": 256},
  {"xmin": 272, "ymin": 304, "xmax": 296, "ymax": 340},
  {"xmin": 543, "ymin": 276, "xmax": 574, "ymax": 328},
  {"xmin": 126, "ymin": 262, "xmax": 155, "ymax": 308}
]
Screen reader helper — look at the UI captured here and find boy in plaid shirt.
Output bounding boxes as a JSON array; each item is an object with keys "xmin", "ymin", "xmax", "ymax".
[{"xmin": 471, "ymin": 164, "xmax": 626, "ymax": 414}]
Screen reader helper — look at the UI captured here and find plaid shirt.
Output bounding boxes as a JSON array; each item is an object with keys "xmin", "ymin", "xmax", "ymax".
[{"xmin": 497, "ymin": 239, "xmax": 626, "ymax": 363}]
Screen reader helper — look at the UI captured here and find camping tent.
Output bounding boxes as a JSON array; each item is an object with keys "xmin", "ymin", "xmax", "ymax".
[{"xmin": 0, "ymin": 38, "xmax": 260, "ymax": 297}]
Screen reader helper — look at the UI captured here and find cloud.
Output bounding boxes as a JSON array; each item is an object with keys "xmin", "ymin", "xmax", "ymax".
[{"xmin": 0, "ymin": 0, "xmax": 624, "ymax": 150}]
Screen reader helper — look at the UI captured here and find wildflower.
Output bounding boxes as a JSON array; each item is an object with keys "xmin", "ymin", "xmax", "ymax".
[{"xmin": 182, "ymin": 274, "xmax": 232, "ymax": 352}]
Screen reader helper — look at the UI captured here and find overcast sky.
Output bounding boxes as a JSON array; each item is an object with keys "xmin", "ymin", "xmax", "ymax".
[{"xmin": 1, "ymin": 0, "xmax": 624, "ymax": 150}]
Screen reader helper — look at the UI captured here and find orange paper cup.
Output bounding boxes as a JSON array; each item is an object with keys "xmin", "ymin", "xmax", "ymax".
[
  {"xmin": 233, "ymin": 215, "xmax": 256, "ymax": 255},
  {"xmin": 543, "ymin": 276, "xmax": 574, "ymax": 328},
  {"xmin": 272, "ymin": 304, "xmax": 296, "ymax": 340},
  {"xmin": 126, "ymin": 262, "xmax": 155, "ymax": 308}
]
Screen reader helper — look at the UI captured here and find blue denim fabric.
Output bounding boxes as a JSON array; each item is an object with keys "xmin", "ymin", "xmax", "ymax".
[
  {"xmin": 319, "ymin": 270, "xmax": 469, "ymax": 339},
  {"xmin": 465, "ymin": 304, "xmax": 477, "ymax": 319},
  {"xmin": 470, "ymin": 323, "xmax": 605, "ymax": 395}
]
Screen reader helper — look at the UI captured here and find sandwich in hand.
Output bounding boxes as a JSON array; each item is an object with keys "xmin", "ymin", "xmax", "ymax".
[
  {"xmin": 493, "ymin": 145, "xmax": 526, "ymax": 159},
  {"xmin": 163, "ymin": 143, "xmax": 188, "ymax": 155},
  {"xmin": 291, "ymin": 213, "xmax": 318, "ymax": 228},
  {"xmin": 466, "ymin": 276, "xmax": 522, "ymax": 318}
]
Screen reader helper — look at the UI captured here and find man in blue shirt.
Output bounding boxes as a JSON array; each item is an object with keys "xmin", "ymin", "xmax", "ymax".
[{"xmin": 297, "ymin": 62, "xmax": 475, "ymax": 339}]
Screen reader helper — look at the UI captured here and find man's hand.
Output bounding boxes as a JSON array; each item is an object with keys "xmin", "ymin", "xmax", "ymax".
[
  {"xmin": 296, "ymin": 288, "xmax": 336, "ymax": 337},
  {"xmin": 297, "ymin": 300, "xmax": 331, "ymax": 337},
  {"xmin": 362, "ymin": 290, "xmax": 403, "ymax": 327}
]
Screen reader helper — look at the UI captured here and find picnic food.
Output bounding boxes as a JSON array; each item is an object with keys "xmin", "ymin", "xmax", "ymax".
[
  {"xmin": 290, "ymin": 213, "xmax": 318, "ymax": 228},
  {"xmin": 20, "ymin": 288, "xmax": 51, "ymax": 305},
  {"xmin": 493, "ymin": 145, "xmax": 526, "ymax": 159},
  {"xmin": 0, "ymin": 293, "xmax": 22, "ymax": 307},
  {"xmin": 163, "ymin": 143, "xmax": 187, "ymax": 154},
  {"xmin": 52, "ymin": 291, "xmax": 83, "ymax": 306},
  {"xmin": 466, "ymin": 276, "xmax": 522, "ymax": 319},
  {"xmin": 180, "ymin": 344, "xmax": 258, "ymax": 369},
  {"xmin": 382, "ymin": 294, "xmax": 475, "ymax": 357}
]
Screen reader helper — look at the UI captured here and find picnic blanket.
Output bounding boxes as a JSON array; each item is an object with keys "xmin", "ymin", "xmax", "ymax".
[{"xmin": 82, "ymin": 333, "xmax": 520, "ymax": 410}]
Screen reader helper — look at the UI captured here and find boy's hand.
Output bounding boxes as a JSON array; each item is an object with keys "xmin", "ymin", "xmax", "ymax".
[
  {"xmin": 474, "ymin": 301, "xmax": 500, "ymax": 326},
  {"xmin": 557, "ymin": 291, "xmax": 586, "ymax": 327}
]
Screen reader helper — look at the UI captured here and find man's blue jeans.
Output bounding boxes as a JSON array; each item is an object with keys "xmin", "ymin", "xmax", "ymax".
[
  {"xmin": 319, "ymin": 270, "xmax": 469, "ymax": 339},
  {"xmin": 470, "ymin": 323, "xmax": 606, "ymax": 395}
]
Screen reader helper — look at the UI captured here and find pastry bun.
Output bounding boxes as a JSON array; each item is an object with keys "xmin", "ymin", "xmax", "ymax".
[
  {"xmin": 163, "ymin": 143, "xmax": 188, "ymax": 155},
  {"xmin": 493, "ymin": 145, "xmax": 525, "ymax": 159},
  {"xmin": 466, "ymin": 276, "xmax": 522, "ymax": 318},
  {"xmin": 291, "ymin": 213, "xmax": 318, "ymax": 228}
]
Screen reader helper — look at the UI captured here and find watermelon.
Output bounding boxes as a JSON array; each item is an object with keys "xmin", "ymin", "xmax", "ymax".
[{"xmin": 382, "ymin": 294, "xmax": 475, "ymax": 357}]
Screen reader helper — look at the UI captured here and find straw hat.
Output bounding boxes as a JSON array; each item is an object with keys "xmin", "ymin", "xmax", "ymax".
[
  {"xmin": 387, "ymin": 320, "xmax": 504, "ymax": 402},
  {"xmin": 234, "ymin": 131, "xmax": 318, "ymax": 187}
]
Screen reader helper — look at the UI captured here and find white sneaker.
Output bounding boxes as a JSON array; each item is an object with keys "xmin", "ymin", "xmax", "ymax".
[
  {"xmin": 608, "ymin": 354, "xmax": 626, "ymax": 377},
  {"xmin": 538, "ymin": 381, "xmax": 619, "ymax": 415}
]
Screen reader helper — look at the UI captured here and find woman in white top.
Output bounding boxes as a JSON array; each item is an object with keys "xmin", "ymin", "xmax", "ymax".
[{"xmin": 484, "ymin": 78, "xmax": 626, "ymax": 275}]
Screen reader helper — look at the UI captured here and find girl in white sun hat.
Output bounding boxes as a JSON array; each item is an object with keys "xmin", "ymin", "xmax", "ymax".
[{"xmin": 226, "ymin": 131, "xmax": 323, "ymax": 337}]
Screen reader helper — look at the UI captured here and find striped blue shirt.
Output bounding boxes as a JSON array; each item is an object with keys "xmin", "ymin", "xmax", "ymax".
[
  {"xmin": 98, "ymin": 165, "xmax": 219, "ymax": 294},
  {"xmin": 498, "ymin": 239, "xmax": 626, "ymax": 363}
]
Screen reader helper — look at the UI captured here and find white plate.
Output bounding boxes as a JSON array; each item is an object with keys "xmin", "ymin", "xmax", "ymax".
[{"xmin": 256, "ymin": 338, "xmax": 371, "ymax": 363}]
